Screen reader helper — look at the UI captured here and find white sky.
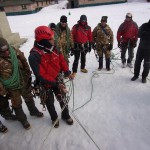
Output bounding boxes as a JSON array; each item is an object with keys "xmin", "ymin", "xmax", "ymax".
[{"xmin": 0, "ymin": 0, "xmax": 150, "ymax": 150}]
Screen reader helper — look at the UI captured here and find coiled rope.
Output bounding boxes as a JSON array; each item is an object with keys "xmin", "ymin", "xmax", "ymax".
[{"xmin": 0, "ymin": 46, "xmax": 22, "ymax": 89}]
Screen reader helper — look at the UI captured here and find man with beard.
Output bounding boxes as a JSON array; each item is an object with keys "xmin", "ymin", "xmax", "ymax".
[{"xmin": 56, "ymin": 15, "xmax": 74, "ymax": 64}]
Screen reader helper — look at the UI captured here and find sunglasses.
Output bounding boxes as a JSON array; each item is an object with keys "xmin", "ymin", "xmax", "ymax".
[
  {"xmin": 126, "ymin": 16, "xmax": 132, "ymax": 19},
  {"xmin": 0, "ymin": 45, "xmax": 9, "ymax": 52},
  {"xmin": 61, "ymin": 21, "xmax": 67, "ymax": 24},
  {"xmin": 81, "ymin": 20, "xmax": 87, "ymax": 23}
]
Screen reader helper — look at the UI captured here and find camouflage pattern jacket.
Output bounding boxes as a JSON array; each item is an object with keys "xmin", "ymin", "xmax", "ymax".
[
  {"xmin": 0, "ymin": 47, "xmax": 31, "ymax": 95},
  {"xmin": 56, "ymin": 23, "xmax": 74, "ymax": 62},
  {"xmin": 93, "ymin": 23, "xmax": 114, "ymax": 49}
]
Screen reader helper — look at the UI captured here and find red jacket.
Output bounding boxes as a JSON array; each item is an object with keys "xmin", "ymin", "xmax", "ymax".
[
  {"xmin": 72, "ymin": 21, "xmax": 92, "ymax": 44},
  {"xmin": 117, "ymin": 20, "xmax": 138, "ymax": 43},
  {"xmin": 29, "ymin": 46, "xmax": 70, "ymax": 87}
]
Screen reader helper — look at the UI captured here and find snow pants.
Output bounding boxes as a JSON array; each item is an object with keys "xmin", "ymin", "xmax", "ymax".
[
  {"xmin": 134, "ymin": 46, "xmax": 150, "ymax": 78},
  {"xmin": 45, "ymin": 86, "xmax": 70, "ymax": 121}
]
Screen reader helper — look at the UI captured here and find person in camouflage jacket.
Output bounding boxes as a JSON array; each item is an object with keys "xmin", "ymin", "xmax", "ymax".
[
  {"xmin": 0, "ymin": 37, "xmax": 43, "ymax": 129},
  {"xmin": 93, "ymin": 16, "xmax": 114, "ymax": 71},
  {"xmin": 56, "ymin": 15, "xmax": 74, "ymax": 64}
]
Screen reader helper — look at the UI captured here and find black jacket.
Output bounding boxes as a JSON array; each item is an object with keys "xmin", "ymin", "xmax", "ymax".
[{"xmin": 138, "ymin": 20, "xmax": 150, "ymax": 49}]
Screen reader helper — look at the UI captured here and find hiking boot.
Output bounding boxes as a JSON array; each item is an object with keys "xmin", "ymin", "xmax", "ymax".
[
  {"xmin": 81, "ymin": 68, "xmax": 88, "ymax": 73},
  {"xmin": 30, "ymin": 111, "xmax": 43, "ymax": 117},
  {"xmin": 0, "ymin": 124, "xmax": 8, "ymax": 133},
  {"xmin": 1, "ymin": 107, "xmax": 17, "ymax": 120},
  {"xmin": 122, "ymin": 63, "xmax": 126, "ymax": 68},
  {"xmin": 72, "ymin": 72, "xmax": 76, "ymax": 78},
  {"xmin": 52, "ymin": 119, "xmax": 59, "ymax": 128},
  {"xmin": 62, "ymin": 117, "xmax": 73, "ymax": 125},
  {"xmin": 25, "ymin": 101, "xmax": 44, "ymax": 117},
  {"xmin": 98, "ymin": 67, "xmax": 102, "ymax": 71},
  {"xmin": 127, "ymin": 63, "xmax": 133, "ymax": 68},
  {"xmin": 106, "ymin": 68, "xmax": 111, "ymax": 71},
  {"xmin": 142, "ymin": 78, "xmax": 147, "ymax": 83},
  {"xmin": 131, "ymin": 76, "xmax": 138, "ymax": 81},
  {"xmin": 14, "ymin": 107, "xmax": 31, "ymax": 130},
  {"xmin": 3, "ymin": 114, "xmax": 17, "ymax": 120},
  {"xmin": 21, "ymin": 120, "xmax": 31, "ymax": 130}
]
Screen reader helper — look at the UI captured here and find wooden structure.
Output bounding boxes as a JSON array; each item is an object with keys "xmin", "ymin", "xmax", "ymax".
[
  {"xmin": 0, "ymin": 0, "xmax": 55, "ymax": 16},
  {"xmin": 68, "ymin": 0, "xmax": 127, "ymax": 8}
]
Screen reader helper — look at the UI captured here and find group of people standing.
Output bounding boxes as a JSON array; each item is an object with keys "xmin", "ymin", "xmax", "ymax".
[{"xmin": 0, "ymin": 12, "xmax": 150, "ymax": 133}]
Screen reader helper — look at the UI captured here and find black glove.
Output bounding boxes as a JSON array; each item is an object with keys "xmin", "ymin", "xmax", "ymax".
[
  {"xmin": 92, "ymin": 43, "xmax": 96, "ymax": 50},
  {"xmin": 118, "ymin": 42, "xmax": 121, "ymax": 48},
  {"xmin": 132, "ymin": 41, "xmax": 137, "ymax": 48},
  {"xmin": 88, "ymin": 42, "xmax": 92, "ymax": 53},
  {"xmin": 108, "ymin": 44, "xmax": 113, "ymax": 51},
  {"xmin": 70, "ymin": 48, "xmax": 74, "ymax": 56}
]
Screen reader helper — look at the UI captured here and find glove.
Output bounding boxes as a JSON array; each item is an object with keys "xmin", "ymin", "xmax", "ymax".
[
  {"xmin": 108, "ymin": 44, "xmax": 113, "ymax": 50},
  {"xmin": 92, "ymin": 43, "xmax": 96, "ymax": 50},
  {"xmin": 118, "ymin": 42, "xmax": 121, "ymax": 48},
  {"xmin": 70, "ymin": 48, "xmax": 75, "ymax": 56},
  {"xmin": 68, "ymin": 74, "xmax": 74, "ymax": 80},
  {"xmin": 88, "ymin": 42, "xmax": 92, "ymax": 53},
  {"xmin": 132, "ymin": 41, "xmax": 137, "ymax": 48},
  {"xmin": 58, "ymin": 83, "xmax": 68, "ymax": 94}
]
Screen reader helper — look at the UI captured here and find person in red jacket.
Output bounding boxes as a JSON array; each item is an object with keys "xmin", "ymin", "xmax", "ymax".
[
  {"xmin": 71, "ymin": 15, "xmax": 92, "ymax": 77},
  {"xmin": 117, "ymin": 13, "xmax": 138, "ymax": 68},
  {"xmin": 28, "ymin": 26, "xmax": 74, "ymax": 128}
]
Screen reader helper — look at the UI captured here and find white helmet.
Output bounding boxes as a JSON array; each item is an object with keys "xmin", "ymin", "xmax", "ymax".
[{"xmin": 126, "ymin": 12, "xmax": 132, "ymax": 18}]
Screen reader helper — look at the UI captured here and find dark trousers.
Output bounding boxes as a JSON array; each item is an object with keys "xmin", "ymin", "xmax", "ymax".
[
  {"xmin": 72, "ymin": 50, "xmax": 86, "ymax": 73},
  {"xmin": 0, "ymin": 96, "xmax": 9, "ymax": 113},
  {"xmin": 121, "ymin": 43, "xmax": 134, "ymax": 64},
  {"xmin": 45, "ymin": 87, "xmax": 70, "ymax": 121},
  {"xmin": 134, "ymin": 47, "xmax": 150, "ymax": 78}
]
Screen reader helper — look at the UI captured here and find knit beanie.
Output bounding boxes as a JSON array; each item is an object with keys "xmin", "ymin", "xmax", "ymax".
[
  {"xmin": 60, "ymin": 15, "xmax": 67, "ymax": 23},
  {"xmin": 80, "ymin": 15, "xmax": 87, "ymax": 22},
  {"xmin": 0, "ymin": 37, "xmax": 9, "ymax": 52},
  {"xmin": 101, "ymin": 16, "xmax": 108, "ymax": 22},
  {"xmin": 49, "ymin": 23, "xmax": 56, "ymax": 29}
]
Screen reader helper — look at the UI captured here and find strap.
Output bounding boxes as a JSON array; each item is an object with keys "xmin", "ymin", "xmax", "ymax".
[
  {"xmin": 76, "ymin": 24, "xmax": 88, "ymax": 36},
  {"xmin": 100, "ymin": 26, "xmax": 109, "ymax": 36}
]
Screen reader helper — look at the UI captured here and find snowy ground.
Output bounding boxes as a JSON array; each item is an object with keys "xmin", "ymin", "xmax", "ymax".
[{"xmin": 0, "ymin": 0, "xmax": 150, "ymax": 150}]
